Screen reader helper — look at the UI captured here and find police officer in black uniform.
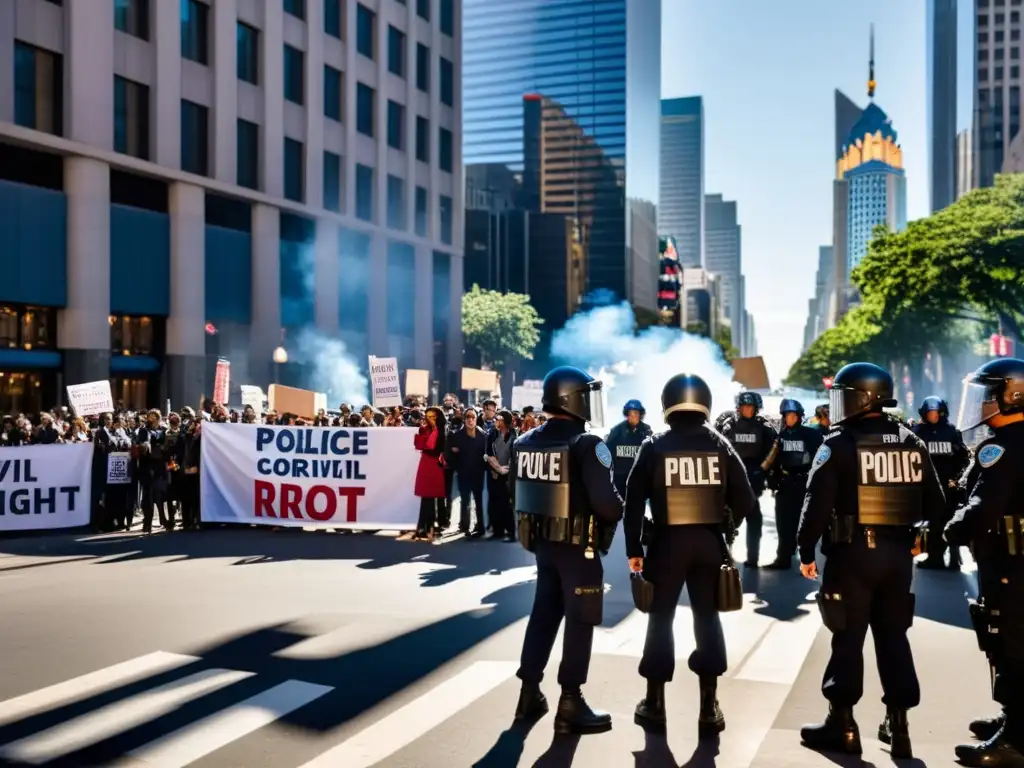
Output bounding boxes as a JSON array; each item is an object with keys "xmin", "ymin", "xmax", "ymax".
[
  {"xmin": 625, "ymin": 374, "xmax": 756, "ymax": 734},
  {"xmin": 719, "ymin": 391, "xmax": 778, "ymax": 567},
  {"xmin": 605, "ymin": 399, "xmax": 654, "ymax": 497},
  {"xmin": 913, "ymin": 396, "xmax": 971, "ymax": 571},
  {"xmin": 797, "ymin": 362, "xmax": 944, "ymax": 759},
  {"xmin": 945, "ymin": 358, "xmax": 1024, "ymax": 767},
  {"xmin": 512, "ymin": 365, "xmax": 623, "ymax": 734},
  {"xmin": 765, "ymin": 399, "xmax": 823, "ymax": 570}
]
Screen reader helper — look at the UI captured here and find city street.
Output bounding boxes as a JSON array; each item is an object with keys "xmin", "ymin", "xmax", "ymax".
[{"xmin": 0, "ymin": 497, "xmax": 992, "ymax": 767}]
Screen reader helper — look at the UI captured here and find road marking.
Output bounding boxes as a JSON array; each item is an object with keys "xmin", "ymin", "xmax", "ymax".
[
  {"xmin": 732, "ymin": 611, "xmax": 823, "ymax": 685},
  {"xmin": 0, "ymin": 652, "xmax": 199, "ymax": 727},
  {"xmin": 299, "ymin": 661, "xmax": 518, "ymax": 768},
  {"xmin": 128, "ymin": 680, "xmax": 333, "ymax": 767},
  {"xmin": 0, "ymin": 669, "xmax": 252, "ymax": 765}
]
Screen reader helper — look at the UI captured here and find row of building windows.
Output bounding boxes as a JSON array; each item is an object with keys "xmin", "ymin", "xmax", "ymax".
[
  {"xmin": 284, "ymin": 0, "xmax": 455, "ymax": 37},
  {"xmin": 980, "ymin": 65, "xmax": 1022, "ymax": 81},
  {"xmin": 978, "ymin": 10, "xmax": 1022, "ymax": 26},
  {"xmin": 979, "ymin": 28, "xmax": 1022, "ymax": 43},
  {"xmin": 979, "ymin": 0, "xmax": 1024, "ymax": 7},
  {"xmin": 979, "ymin": 46, "xmax": 1021, "ymax": 60}
]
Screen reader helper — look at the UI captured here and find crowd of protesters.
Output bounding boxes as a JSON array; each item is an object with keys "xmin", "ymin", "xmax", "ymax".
[{"xmin": 1, "ymin": 393, "xmax": 545, "ymax": 542}]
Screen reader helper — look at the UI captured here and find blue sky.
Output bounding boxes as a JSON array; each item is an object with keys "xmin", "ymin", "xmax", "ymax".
[{"xmin": 661, "ymin": 0, "xmax": 940, "ymax": 386}]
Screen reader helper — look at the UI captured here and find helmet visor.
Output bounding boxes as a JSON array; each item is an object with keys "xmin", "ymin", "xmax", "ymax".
[
  {"xmin": 586, "ymin": 383, "xmax": 606, "ymax": 429},
  {"xmin": 957, "ymin": 379, "xmax": 1000, "ymax": 432},
  {"xmin": 828, "ymin": 387, "xmax": 850, "ymax": 425}
]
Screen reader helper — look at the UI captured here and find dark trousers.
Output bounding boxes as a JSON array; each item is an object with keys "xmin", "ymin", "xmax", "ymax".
[
  {"xmin": 745, "ymin": 496, "xmax": 763, "ymax": 563},
  {"xmin": 518, "ymin": 540, "xmax": 604, "ymax": 688},
  {"xmin": 774, "ymin": 476, "xmax": 806, "ymax": 561},
  {"xmin": 980, "ymin": 561, "xmax": 1024, "ymax": 738},
  {"xmin": 457, "ymin": 473, "xmax": 485, "ymax": 532},
  {"xmin": 441, "ymin": 468, "xmax": 454, "ymax": 528},
  {"xmin": 488, "ymin": 473, "xmax": 513, "ymax": 536},
  {"xmin": 104, "ymin": 484, "xmax": 132, "ymax": 530},
  {"xmin": 820, "ymin": 537, "xmax": 920, "ymax": 709},
  {"xmin": 417, "ymin": 497, "xmax": 445, "ymax": 534},
  {"xmin": 180, "ymin": 473, "xmax": 200, "ymax": 528},
  {"xmin": 926, "ymin": 487, "xmax": 961, "ymax": 564},
  {"xmin": 639, "ymin": 526, "xmax": 727, "ymax": 682},
  {"xmin": 140, "ymin": 481, "xmax": 167, "ymax": 532}
]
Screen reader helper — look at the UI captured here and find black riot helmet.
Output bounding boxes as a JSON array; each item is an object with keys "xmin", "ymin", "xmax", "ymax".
[
  {"xmin": 917, "ymin": 396, "xmax": 949, "ymax": 421},
  {"xmin": 780, "ymin": 398, "xmax": 804, "ymax": 419},
  {"xmin": 541, "ymin": 366, "xmax": 606, "ymax": 427},
  {"xmin": 957, "ymin": 357, "xmax": 1024, "ymax": 431},
  {"xmin": 662, "ymin": 374, "xmax": 713, "ymax": 420},
  {"xmin": 736, "ymin": 391, "xmax": 760, "ymax": 412},
  {"xmin": 828, "ymin": 362, "xmax": 897, "ymax": 424}
]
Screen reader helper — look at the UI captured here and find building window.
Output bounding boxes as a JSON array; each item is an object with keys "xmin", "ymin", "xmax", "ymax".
[
  {"xmin": 237, "ymin": 119, "xmax": 259, "ymax": 189},
  {"xmin": 417, "ymin": 0, "xmax": 430, "ymax": 22},
  {"xmin": 284, "ymin": 45, "xmax": 304, "ymax": 104},
  {"xmin": 1014, "ymin": 65, "xmax": 1021, "ymax": 78},
  {"xmin": 357, "ymin": 4, "xmax": 375, "ymax": 60},
  {"xmin": 114, "ymin": 76, "xmax": 150, "ymax": 159},
  {"xmin": 114, "ymin": 0, "xmax": 149, "ymax": 40},
  {"xmin": 998, "ymin": 65, "xmax": 1005, "ymax": 79},
  {"xmin": 181, "ymin": 0, "xmax": 208, "ymax": 64},
  {"xmin": 0, "ymin": 306, "xmax": 55, "ymax": 350},
  {"xmin": 997, "ymin": 29, "xmax": 1005, "ymax": 42},
  {"xmin": 237, "ymin": 23, "xmax": 259, "ymax": 84},
  {"xmin": 416, "ymin": 43, "xmax": 430, "ymax": 92},
  {"xmin": 388, "ymin": 26, "xmax": 405, "ymax": 77},
  {"xmin": 415, "ymin": 186, "xmax": 428, "ymax": 236},
  {"xmin": 438, "ymin": 127, "xmax": 452, "ymax": 172},
  {"xmin": 980, "ymin": 14, "xmax": 989, "ymax": 26},
  {"xmin": 1014, "ymin": 47, "xmax": 1021, "ymax": 59},
  {"xmin": 323, "ymin": 151, "xmax": 341, "ymax": 212},
  {"xmin": 324, "ymin": 65, "xmax": 342, "ymax": 120},
  {"xmin": 981, "ymin": 68, "xmax": 989, "ymax": 81},
  {"xmin": 439, "ymin": 57, "xmax": 453, "ymax": 106},
  {"xmin": 356, "ymin": 164, "xmax": 373, "ymax": 222},
  {"xmin": 997, "ymin": 13, "xmax": 1006, "ymax": 23},
  {"xmin": 997, "ymin": 47, "xmax": 1006, "ymax": 60},
  {"xmin": 180, "ymin": 100, "xmax": 208, "ymax": 175},
  {"xmin": 387, "ymin": 100, "xmax": 404, "ymax": 149},
  {"xmin": 110, "ymin": 315, "xmax": 154, "ymax": 356},
  {"xmin": 356, "ymin": 82, "xmax": 374, "ymax": 136},
  {"xmin": 440, "ymin": 0, "xmax": 453, "ymax": 36},
  {"xmin": 439, "ymin": 194, "xmax": 452, "ymax": 244},
  {"xmin": 1014, "ymin": 10, "xmax": 1021, "ymax": 22},
  {"xmin": 14, "ymin": 42, "xmax": 63, "ymax": 136},
  {"xmin": 416, "ymin": 116, "xmax": 429, "ymax": 161},
  {"xmin": 284, "ymin": 138, "xmax": 304, "ymax": 202},
  {"xmin": 285, "ymin": 0, "xmax": 305, "ymax": 20},
  {"xmin": 387, "ymin": 174, "xmax": 406, "ymax": 230},
  {"xmin": 982, "ymin": 31, "xmax": 991, "ymax": 43},
  {"xmin": 325, "ymin": 0, "xmax": 342, "ymax": 37},
  {"xmin": 1013, "ymin": 28, "xmax": 1021, "ymax": 40}
]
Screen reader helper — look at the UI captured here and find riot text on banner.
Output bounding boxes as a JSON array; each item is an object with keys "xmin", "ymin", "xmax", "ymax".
[
  {"xmin": 0, "ymin": 444, "xmax": 93, "ymax": 531},
  {"xmin": 200, "ymin": 424, "xmax": 421, "ymax": 529}
]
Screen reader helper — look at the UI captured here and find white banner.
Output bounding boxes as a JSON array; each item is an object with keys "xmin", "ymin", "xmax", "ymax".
[
  {"xmin": 106, "ymin": 452, "xmax": 131, "ymax": 485},
  {"xmin": 369, "ymin": 356, "xmax": 402, "ymax": 408},
  {"xmin": 66, "ymin": 381, "xmax": 114, "ymax": 417},
  {"xmin": 200, "ymin": 424, "xmax": 421, "ymax": 529},
  {"xmin": 0, "ymin": 444, "xmax": 94, "ymax": 531}
]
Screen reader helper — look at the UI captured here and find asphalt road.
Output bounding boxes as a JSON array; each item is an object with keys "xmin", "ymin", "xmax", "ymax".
[{"xmin": 0, "ymin": 496, "xmax": 994, "ymax": 767}]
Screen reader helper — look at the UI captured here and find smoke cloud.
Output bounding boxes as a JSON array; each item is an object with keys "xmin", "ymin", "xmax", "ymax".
[
  {"xmin": 550, "ymin": 302, "xmax": 740, "ymax": 430},
  {"xmin": 287, "ymin": 327, "xmax": 370, "ymax": 406}
]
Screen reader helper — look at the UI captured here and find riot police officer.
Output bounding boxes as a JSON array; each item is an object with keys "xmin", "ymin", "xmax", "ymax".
[
  {"xmin": 797, "ymin": 362, "xmax": 944, "ymax": 759},
  {"xmin": 913, "ymin": 396, "xmax": 971, "ymax": 570},
  {"xmin": 945, "ymin": 357, "xmax": 1024, "ymax": 766},
  {"xmin": 718, "ymin": 391, "xmax": 778, "ymax": 567},
  {"xmin": 605, "ymin": 399, "xmax": 654, "ymax": 497},
  {"xmin": 765, "ymin": 399, "xmax": 823, "ymax": 570},
  {"xmin": 512, "ymin": 365, "xmax": 623, "ymax": 734},
  {"xmin": 625, "ymin": 374, "xmax": 756, "ymax": 734}
]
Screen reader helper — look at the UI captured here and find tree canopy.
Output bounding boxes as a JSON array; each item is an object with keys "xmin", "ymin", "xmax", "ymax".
[
  {"xmin": 461, "ymin": 284, "xmax": 543, "ymax": 368},
  {"xmin": 786, "ymin": 174, "xmax": 1024, "ymax": 389}
]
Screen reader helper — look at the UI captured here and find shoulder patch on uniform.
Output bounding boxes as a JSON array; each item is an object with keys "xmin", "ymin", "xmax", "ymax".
[
  {"xmin": 813, "ymin": 445, "xmax": 832, "ymax": 468},
  {"xmin": 595, "ymin": 441, "xmax": 613, "ymax": 468},
  {"xmin": 979, "ymin": 444, "xmax": 1006, "ymax": 468}
]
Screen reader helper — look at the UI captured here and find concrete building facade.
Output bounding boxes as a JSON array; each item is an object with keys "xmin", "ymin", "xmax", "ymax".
[
  {"xmin": 658, "ymin": 96, "xmax": 703, "ymax": 267},
  {"xmin": 975, "ymin": 0, "xmax": 1024, "ymax": 187},
  {"xmin": 928, "ymin": 0, "xmax": 958, "ymax": 212},
  {"xmin": 704, "ymin": 193, "xmax": 743, "ymax": 355}
]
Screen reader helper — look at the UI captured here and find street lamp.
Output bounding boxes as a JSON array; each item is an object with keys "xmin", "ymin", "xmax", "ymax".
[{"xmin": 273, "ymin": 346, "xmax": 288, "ymax": 384}]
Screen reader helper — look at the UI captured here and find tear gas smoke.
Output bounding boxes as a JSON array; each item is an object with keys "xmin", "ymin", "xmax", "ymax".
[
  {"xmin": 286, "ymin": 326, "xmax": 370, "ymax": 406},
  {"xmin": 550, "ymin": 303, "xmax": 741, "ymax": 430}
]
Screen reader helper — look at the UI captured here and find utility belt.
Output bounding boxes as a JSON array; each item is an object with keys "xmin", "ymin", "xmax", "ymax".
[
  {"xmin": 517, "ymin": 512, "xmax": 615, "ymax": 557},
  {"xmin": 968, "ymin": 596, "xmax": 1001, "ymax": 655},
  {"xmin": 828, "ymin": 514, "xmax": 914, "ymax": 549},
  {"xmin": 778, "ymin": 467, "xmax": 809, "ymax": 481},
  {"xmin": 996, "ymin": 515, "xmax": 1024, "ymax": 557}
]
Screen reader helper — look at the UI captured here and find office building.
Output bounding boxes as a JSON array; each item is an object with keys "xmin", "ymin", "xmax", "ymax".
[
  {"xmin": 462, "ymin": 0, "xmax": 662, "ymax": 353},
  {"xmin": 802, "ymin": 245, "xmax": 834, "ymax": 351},
  {"xmin": 704, "ymin": 193, "xmax": 742, "ymax": 353},
  {"xmin": 975, "ymin": 0, "xmax": 1024, "ymax": 188},
  {"xmin": 0, "ymin": 0, "xmax": 463, "ymax": 412},
  {"xmin": 828, "ymin": 90, "xmax": 864, "ymax": 327},
  {"xmin": 659, "ymin": 96, "xmax": 703, "ymax": 267},
  {"xmin": 928, "ymin": 0, "xmax": 958, "ymax": 212},
  {"xmin": 742, "ymin": 310, "xmax": 757, "ymax": 357},
  {"xmin": 678, "ymin": 267, "xmax": 722, "ymax": 340}
]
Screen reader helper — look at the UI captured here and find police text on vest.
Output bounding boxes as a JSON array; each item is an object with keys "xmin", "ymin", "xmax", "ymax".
[
  {"xmin": 518, "ymin": 452, "xmax": 562, "ymax": 482},
  {"xmin": 859, "ymin": 451, "xmax": 923, "ymax": 484},
  {"xmin": 665, "ymin": 456, "xmax": 721, "ymax": 486}
]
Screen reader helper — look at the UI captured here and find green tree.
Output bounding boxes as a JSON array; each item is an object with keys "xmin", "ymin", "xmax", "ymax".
[
  {"xmin": 784, "ymin": 305, "xmax": 883, "ymax": 389},
  {"xmin": 714, "ymin": 325, "xmax": 740, "ymax": 362},
  {"xmin": 461, "ymin": 284, "xmax": 543, "ymax": 368}
]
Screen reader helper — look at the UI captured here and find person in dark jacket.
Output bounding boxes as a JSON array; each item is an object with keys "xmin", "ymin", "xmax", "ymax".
[
  {"xmin": 413, "ymin": 407, "xmax": 448, "ymax": 542},
  {"xmin": 486, "ymin": 410, "xmax": 517, "ymax": 541},
  {"xmin": 604, "ymin": 399, "xmax": 653, "ymax": 496},
  {"xmin": 449, "ymin": 407, "xmax": 488, "ymax": 536}
]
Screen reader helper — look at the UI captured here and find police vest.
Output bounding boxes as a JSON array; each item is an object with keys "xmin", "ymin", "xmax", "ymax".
[
  {"xmin": 728, "ymin": 419, "xmax": 763, "ymax": 461},
  {"xmin": 514, "ymin": 442, "xmax": 571, "ymax": 520},
  {"xmin": 654, "ymin": 451, "xmax": 727, "ymax": 526},
  {"xmin": 855, "ymin": 432, "xmax": 925, "ymax": 526},
  {"xmin": 778, "ymin": 430, "xmax": 811, "ymax": 470}
]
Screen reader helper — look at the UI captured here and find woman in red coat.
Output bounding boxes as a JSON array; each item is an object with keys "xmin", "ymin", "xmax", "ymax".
[{"xmin": 412, "ymin": 407, "xmax": 447, "ymax": 541}]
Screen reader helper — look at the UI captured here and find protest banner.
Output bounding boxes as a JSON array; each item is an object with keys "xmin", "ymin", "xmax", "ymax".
[
  {"xmin": 200, "ymin": 424, "xmax": 420, "ymax": 529},
  {"xmin": 106, "ymin": 452, "xmax": 131, "ymax": 485},
  {"xmin": 66, "ymin": 381, "xmax": 114, "ymax": 417},
  {"xmin": 0, "ymin": 444, "xmax": 93, "ymax": 531},
  {"xmin": 369, "ymin": 356, "xmax": 402, "ymax": 408}
]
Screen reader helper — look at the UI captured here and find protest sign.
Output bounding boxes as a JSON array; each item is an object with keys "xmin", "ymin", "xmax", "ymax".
[
  {"xmin": 0, "ymin": 444, "xmax": 92, "ymax": 531},
  {"xmin": 369, "ymin": 357, "xmax": 402, "ymax": 408},
  {"xmin": 66, "ymin": 381, "xmax": 114, "ymax": 417},
  {"xmin": 106, "ymin": 452, "xmax": 131, "ymax": 485}
]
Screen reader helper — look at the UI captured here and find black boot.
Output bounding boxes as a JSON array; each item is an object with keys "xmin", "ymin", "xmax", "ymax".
[
  {"xmin": 513, "ymin": 682, "xmax": 548, "ymax": 721},
  {"xmin": 955, "ymin": 728, "xmax": 1024, "ymax": 767},
  {"xmin": 763, "ymin": 558, "xmax": 792, "ymax": 570},
  {"xmin": 970, "ymin": 712, "xmax": 1007, "ymax": 741},
  {"xmin": 634, "ymin": 680, "xmax": 666, "ymax": 728},
  {"xmin": 876, "ymin": 708, "xmax": 912, "ymax": 759},
  {"xmin": 800, "ymin": 705, "xmax": 862, "ymax": 754},
  {"xmin": 697, "ymin": 676, "xmax": 726, "ymax": 737},
  {"xmin": 553, "ymin": 688, "xmax": 612, "ymax": 735}
]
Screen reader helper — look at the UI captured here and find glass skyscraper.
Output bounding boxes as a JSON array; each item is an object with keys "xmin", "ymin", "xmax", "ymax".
[{"xmin": 463, "ymin": 0, "xmax": 661, "ymax": 336}]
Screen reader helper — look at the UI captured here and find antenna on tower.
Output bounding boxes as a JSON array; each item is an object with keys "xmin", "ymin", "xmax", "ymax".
[{"xmin": 867, "ymin": 23, "xmax": 876, "ymax": 99}]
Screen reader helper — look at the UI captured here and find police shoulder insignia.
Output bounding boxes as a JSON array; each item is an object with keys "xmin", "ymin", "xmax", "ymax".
[
  {"xmin": 813, "ymin": 445, "xmax": 832, "ymax": 468},
  {"xmin": 595, "ymin": 441, "xmax": 613, "ymax": 468},
  {"xmin": 979, "ymin": 444, "xmax": 1006, "ymax": 468}
]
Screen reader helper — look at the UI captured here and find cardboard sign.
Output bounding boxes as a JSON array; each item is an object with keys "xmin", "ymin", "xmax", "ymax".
[
  {"xmin": 66, "ymin": 381, "xmax": 114, "ymax": 417},
  {"xmin": 268, "ymin": 384, "xmax": 318, "ymax": 419},
  {"xmin": 405, "ymin": 369, "xmax": 430, "ymax": 397},
  {"xmin": 461, "ymin": 367, "xmax": 498, "ymax": 392},
  {"xmin": 731, "ymin": 357, "xmax": 770, "ymax": 390},
  {"xmin": 369, "ymin": 357, "xmax": 402, "ymax": 408}
]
